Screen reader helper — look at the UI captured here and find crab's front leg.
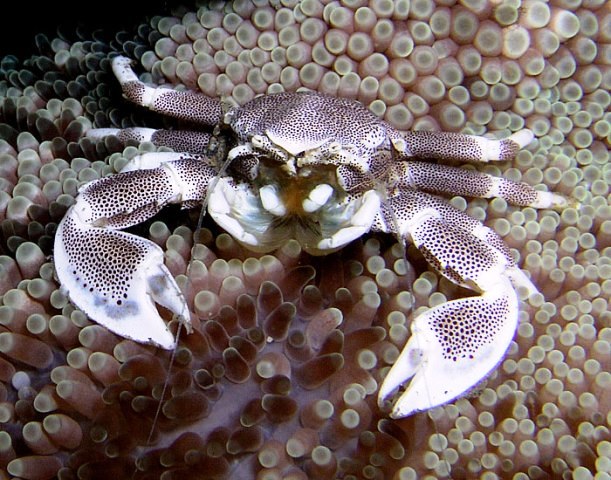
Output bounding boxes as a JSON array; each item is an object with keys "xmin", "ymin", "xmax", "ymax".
[
  {"xmin": 376, "ymin": 189, "xmax": 536, "ymax": 418},
  {"xmin": 87, "ymin": 127, "xmax": 214, "ymax": 156},
  {"xmin": 110, "ymin": 55, "xmax": 223, "ymax": 126},
  {"xmin": 54, "ymin": 157, "xmax": 217, "ymax": 349}
]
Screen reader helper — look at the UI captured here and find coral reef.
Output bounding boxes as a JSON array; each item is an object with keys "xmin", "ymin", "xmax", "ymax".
[{"xmin": 0, "ymin": 0, "xmax": 609, "ymax": 479}]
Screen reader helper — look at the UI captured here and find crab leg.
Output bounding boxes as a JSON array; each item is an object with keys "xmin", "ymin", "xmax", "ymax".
[
  {"xmin": 87, "ymin": 127, "xmax": 213, "ymax": 154},
  {"xmin": 111, "ymin": 55, "xmax": 223, "ymax": 126},
  {"xmin": 389, "ymin": 128, "xmax": 534, "ymax": 163},
  {"xmin": 396, "ymin": 161, "xmax": 567, "ymax": 209},
  {"xmin": 376, "ymin": 190, "xmax": 535, "ymax": 417},
  {"xmin": 112, "ymin": 151, "xmax": 207, "ymax": 174},
  {"xmin": 54, "ymin": 159, "xmax": 217, "ymax": 349}
]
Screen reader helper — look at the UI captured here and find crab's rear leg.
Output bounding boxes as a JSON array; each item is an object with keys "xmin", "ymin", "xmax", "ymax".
[
  {"xmin": 376, "ymin": 189, "xmax": 533, "ymax": 417},
  {"xmin": 390, "ymin": 128, "xmax": 534, "ymax": 163},
  {"xmin": 54, "ymin": 158, "xmax": 217, "ymax": 349},
  {"xmin": 110, "ymin": 55, "xmax": 223, "ymax": 126},
  {"xmin": 396, "ymin": 161, "xmax": 567, "ymax": 209}
]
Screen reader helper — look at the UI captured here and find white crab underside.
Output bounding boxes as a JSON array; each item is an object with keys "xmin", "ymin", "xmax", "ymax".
[{"xmin": 208, "ymin": 178, "xmax": 381, "ymax": 254}]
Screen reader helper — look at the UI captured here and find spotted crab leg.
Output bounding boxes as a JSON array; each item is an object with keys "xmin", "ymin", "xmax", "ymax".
[
  {"xmin": 54, "ymin": 157, "xmax": 217, "ymax": 349},
  {"xmin": 389, "ymin": 128, "xmax": 535, "ymax": 163},
  {"xmin": 87, "ymin": 127, "xmax": 213, "ymax": 155},
  {"xmin": 395, "ymin": 159, "xmax": 568, "ymax": 209},
  {"xmin": 110, "ymin": 55, "xmax": 223, "ymax": 126},
  {"xmin": 376, "ymin": 189, "xmax": 538, "ymax": 418}
]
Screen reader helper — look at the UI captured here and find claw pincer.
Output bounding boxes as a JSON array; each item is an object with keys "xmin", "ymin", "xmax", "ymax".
[{"xmin": 54, "ymin": 159, "xmax": 216, "ymax": 349}]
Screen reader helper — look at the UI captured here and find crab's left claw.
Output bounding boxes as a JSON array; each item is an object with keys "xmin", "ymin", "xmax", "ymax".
[
  {"xmin": 378, "ymin": 276, "xmax": 519, "ymax": 418},
  {"xmin": 376, "ymin": 198, "xmax": 537, "ymax": 418}
]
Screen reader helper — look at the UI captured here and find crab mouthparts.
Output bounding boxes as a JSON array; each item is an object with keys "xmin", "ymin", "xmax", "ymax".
[
  {"xmin": 260, "ymin": 178, "xmax": 334, "ymax": 217},
  {"xmin": 208, "ymin": 164, "xmax": 380, "ymax": 256}
]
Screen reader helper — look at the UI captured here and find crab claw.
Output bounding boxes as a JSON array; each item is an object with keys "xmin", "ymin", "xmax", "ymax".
[
  {"xmin": 54, "ymin": 212, "xmax": 191, "ymax": 349},
  {"xmin": 52, "ymin": 158, "xmax": 216, "ymax": 349},
  {"xmin": 378, "ymin": 276, "xmax": 519, "ymax": 418}
]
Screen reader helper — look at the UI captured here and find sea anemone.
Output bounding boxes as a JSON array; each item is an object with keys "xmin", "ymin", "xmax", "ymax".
[{"xmin": 0, "ymin": 1, "xmax": 609, "ymax": 479}]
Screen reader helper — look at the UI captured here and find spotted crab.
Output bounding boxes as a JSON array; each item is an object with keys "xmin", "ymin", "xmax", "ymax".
[{"xmin": 53, "ymin": 56, "xmax": 566, "ymax": 418}]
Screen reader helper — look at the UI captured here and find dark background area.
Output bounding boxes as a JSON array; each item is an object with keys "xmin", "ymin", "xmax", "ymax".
[{"xmin": 0, "ymin": 1, "xmax": 198, "ymax": 58}]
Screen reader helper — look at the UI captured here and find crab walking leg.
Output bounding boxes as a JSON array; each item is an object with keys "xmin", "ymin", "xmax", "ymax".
[
  {"xmin": 54, "ymin": 159, "xmax": 217, "ymax": 349},
  {"xmin": 390, "ymin": 128, "xmax": 534, "ymax": 163},
  {"xmin": 87, "ymin": 127, "xmax": 213, "ymax": 155},
  {"xmin": 377, "ymin": 190, "xmax": 531, "ymax": 417},
  {"xmin": 115, "ymin": 152, "xmax": 208, "ymax": 174},
  {"xmin": 396, "ymin": 161, "xmax": 567, "ymax": 209},
  {"xmin": 111, "ymin": 55, "xmax": 223, "ymax": 126}
]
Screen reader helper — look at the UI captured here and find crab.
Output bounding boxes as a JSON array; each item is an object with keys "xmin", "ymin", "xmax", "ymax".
[{"xmin": 53, "ymin": 56, "xmax": 567, "ymax": 418}]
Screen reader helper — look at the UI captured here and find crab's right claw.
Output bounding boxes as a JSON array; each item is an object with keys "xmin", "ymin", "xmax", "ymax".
[
  {"xmin": 378, "ymin": 276, "xmax": 519, "ymax": 418},
  {"xmin": 51, "ymin": 157, "xmax": 215, "ymax": 349},
  {"xmin": 54, "ymin": 212, "xmax": 191, "ymax": 350}
]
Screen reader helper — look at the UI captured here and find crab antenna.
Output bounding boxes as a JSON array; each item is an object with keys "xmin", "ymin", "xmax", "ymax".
[
  {"xmin": 132, "ymin": 321, "xmax": 185, "ymax": 479},
  {"xmin": 374, "ymin": 151, "xmax": 455, "ymax": 478},
  {"xmin": 135, "ymin": 143, "xmax": 237, "ymax": 478},
  {"xmin": 141, "ymin": 112, "xmax": 234, "ymax": 469},
  {"xmin": 382, "ymin": 202, "xmax": 455, "ymax": 480}
]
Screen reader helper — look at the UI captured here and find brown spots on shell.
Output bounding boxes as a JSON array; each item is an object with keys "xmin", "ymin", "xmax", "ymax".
[
  {"xmin": 496, "ymin": 178, "xmax": 539, "ymax": 206},
  {"xmin": 431, "ymin": 296, "xmax": 509, "ymax": 362},
  {"xmin": 120, "ymin": 81, "xmax": 147, "ymax": 107},
  {"xmin": 403, "ymin": 130, "xmax": 482, "ymax": 161}
]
